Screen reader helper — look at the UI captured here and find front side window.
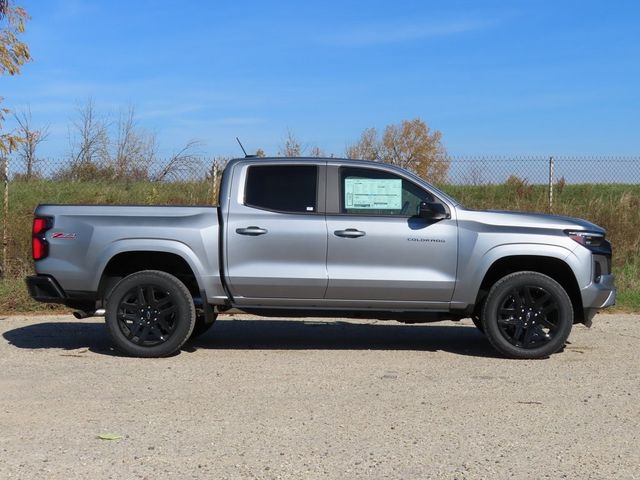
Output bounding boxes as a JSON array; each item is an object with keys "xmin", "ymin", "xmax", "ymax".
[
  {"xmin": 340, "ymin": 167, "xmax": 434, "ymax": 216},
  {"xmin": 245, "ymin": 165, "xmax": 317, "ymax": 213}
]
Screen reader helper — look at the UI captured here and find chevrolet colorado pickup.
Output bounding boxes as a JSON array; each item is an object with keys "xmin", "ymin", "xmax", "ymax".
[{"xmin": 26, "ymin": 157, "xmax": 616, "ymax": 358}]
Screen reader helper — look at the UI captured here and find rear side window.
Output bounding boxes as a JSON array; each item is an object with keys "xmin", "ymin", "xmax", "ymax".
[{"xmin": 245, "ymin": 165, "xmax": 318, "ymax": 213}]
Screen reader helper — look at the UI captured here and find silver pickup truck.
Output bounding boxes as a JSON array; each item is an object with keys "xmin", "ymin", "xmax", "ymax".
[{"xmin": 26, "ymin": 157, "xmax": 616, "ymax": 359}]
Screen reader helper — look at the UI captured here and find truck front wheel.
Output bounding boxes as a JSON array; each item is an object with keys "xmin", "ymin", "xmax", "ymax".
[
  {"xmin": 189, "ymin": 311, "xmax": 218, "ymax": 339},
  {"xmin": 481, "ymin": 271, "xmax": 573, "ymax": 359},
  {"xmin": 105, "ymin": 270, "xmax": 196, "ymax": 357}
]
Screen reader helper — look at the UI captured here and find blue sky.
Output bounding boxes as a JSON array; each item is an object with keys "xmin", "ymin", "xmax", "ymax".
[{"xmin": 3, "ymin": 0, "xmax": 640, "ymax": 158}]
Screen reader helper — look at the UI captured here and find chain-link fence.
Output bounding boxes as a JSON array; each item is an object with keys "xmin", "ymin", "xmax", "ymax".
[
  {"xmin": 1, "ymin": 155, "xmax": 640, "ymax": 278},
  {"xmin": 445, "ymin": 156, "xmax": 640, "ymax": 185}
]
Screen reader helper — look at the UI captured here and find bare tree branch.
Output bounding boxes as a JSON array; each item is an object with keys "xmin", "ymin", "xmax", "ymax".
[
  {"xmin": 153, "ymin": 139, "xmax": 203, "ymax": 182},
  {"xmin": 13, "ymin": 105, "xmax": 48, "ymax": 179},
  {"xmin": 308, "ymin": 146, "xmax": 325, "ymax": 158},
  {"xmin": 68, "ymin": 98, "xmax": 110, "ymax": 168},
  {"xmin": 346, "ymin": 127, "xmax": 380, "ymax": 161},
  {"xmin": 113, "ymin": 105, "xmax": 156, "ymax": 179},
  {"xmin": 278, "ymin": 130, "xmax": 302, "ymax": 157}
]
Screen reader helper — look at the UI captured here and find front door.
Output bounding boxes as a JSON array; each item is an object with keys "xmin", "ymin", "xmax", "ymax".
[{"xmin": 325, "ymin": 166, "xmax": 458, "ymax": 304}]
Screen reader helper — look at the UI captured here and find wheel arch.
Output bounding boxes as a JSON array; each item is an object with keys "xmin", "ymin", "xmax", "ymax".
[
  {"xmin": 475, "ymin": 255, "xmax": 584, "ymax": 324},
  {"xmin": 97, "ymin": 249, "xmax": 202, "ymax": 302}
]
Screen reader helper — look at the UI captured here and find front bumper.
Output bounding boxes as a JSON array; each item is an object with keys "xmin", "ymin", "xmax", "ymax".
[{"xmin": 582, "ymin": 273, "xmax": 616, "ymax": 326}]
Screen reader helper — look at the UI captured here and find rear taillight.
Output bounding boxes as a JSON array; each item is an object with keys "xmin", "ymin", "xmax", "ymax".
[{"xmin": 32, "ymin": 216, "xmax": 53, "ymax": 260}]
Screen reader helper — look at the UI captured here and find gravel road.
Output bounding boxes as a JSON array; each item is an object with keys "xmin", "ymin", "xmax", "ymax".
[{"xmin": 0, "ymin": 313, "xmax": 638, "ymax": 479}]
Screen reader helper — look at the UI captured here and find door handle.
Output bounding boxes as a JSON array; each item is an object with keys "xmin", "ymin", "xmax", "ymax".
[
  {"xmin": 236, "ymin": 226, "xmax": 268, "ymax": 236},
  {"xmin": 334, "ymin": 228, "xmax": 366, "ymax": 238}
]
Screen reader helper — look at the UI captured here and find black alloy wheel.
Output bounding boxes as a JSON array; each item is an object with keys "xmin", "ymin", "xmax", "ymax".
[
  {"xmin": 482, "ymin": 271, "xmax": 573, "ymax": 359},
  {"xmin": 105, "ymin": 270, "xmax": 195, "ymax": 357},
  {"xmin": 117, "ymin": 284, "xmax": 177, "ymax": 346}
]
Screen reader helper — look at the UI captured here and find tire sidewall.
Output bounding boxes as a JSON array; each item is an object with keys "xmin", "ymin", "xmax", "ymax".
[
  {"xmin": 105, "ymin": 270, "xmax": 196, "ymax": 357},
  {"xmin": 482, "ymin": 272, "xmax": 573, "ymax": 359}
]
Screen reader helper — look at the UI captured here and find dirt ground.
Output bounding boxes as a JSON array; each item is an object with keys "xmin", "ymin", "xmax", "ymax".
[{"xmin": 0, "ymin": 313, "xmax": 638, "ymax": 479}]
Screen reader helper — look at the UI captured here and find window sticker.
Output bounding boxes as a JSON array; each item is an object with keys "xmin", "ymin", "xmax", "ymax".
[{"xmin": 344, "ymin": 178, "xmax": 402, "ymax": 210}]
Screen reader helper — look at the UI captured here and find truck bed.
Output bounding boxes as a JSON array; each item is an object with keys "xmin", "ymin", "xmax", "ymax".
[{"xmin": 31, "ymin": 204, "xmax": 226, "ymax": 305}]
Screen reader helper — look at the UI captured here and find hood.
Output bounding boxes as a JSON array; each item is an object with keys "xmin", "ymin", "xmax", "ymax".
[{"xmin": 456, "ymin": 208, "xmax": 605, "ymax": 234}]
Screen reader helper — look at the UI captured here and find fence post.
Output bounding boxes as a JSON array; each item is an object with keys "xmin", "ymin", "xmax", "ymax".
[
  {"xmin": 1, "ymin": 156, "xmax": 8, "ymax": 278},
  {"xmin": 548, "ymin": 156, "xmax": 554, "ymax": 213},
  {"xmin": 211, "ymin": 161, "xmax": 218, "ymax": 206}
]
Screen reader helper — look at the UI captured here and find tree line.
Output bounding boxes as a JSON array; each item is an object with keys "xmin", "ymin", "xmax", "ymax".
[
  {"xmin": 11, "ymin": 100, "xmax": 450, "ymax": 183},
  {"xmin": 11, "ymin": 99, "xmax": 209, "ymax": 182}
]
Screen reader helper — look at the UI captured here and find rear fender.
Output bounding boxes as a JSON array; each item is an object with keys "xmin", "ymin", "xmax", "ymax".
[{"xmin": 95, "ymin": 239, "xmax": 227, "ymax": 303}]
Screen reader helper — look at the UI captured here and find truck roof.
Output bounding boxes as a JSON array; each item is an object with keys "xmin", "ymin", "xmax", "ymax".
[{"xmin": 225, "ymin": 156, "xmax": 460, "ymax": 206}]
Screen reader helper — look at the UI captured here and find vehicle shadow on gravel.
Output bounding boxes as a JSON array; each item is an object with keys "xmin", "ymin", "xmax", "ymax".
[
  {"xmin": 2, "ymin": 321, "xmax": 118, "ymax": 356},
  {"xmin": 190, "ymin": 319, "xmax": 501, "ymax": 358},
  {"xmin": 2, "ymin": 319, "xmax": 500, "ymax": 358}
]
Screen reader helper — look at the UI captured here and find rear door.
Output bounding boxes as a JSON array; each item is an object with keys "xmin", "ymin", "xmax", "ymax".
[
  {"xmin": 225, "ymin": 162, "xmax": 328, "ymax": 301},
  {"xmin": 325, "ymin": 165, "xmax": 458, "ymax": 304}
]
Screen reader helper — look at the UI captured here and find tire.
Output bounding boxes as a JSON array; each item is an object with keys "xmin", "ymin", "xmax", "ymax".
[
  {"xmin": 471, "ymin": 315, "xmax": 484, "ymax": 333},
  {"xmin": 481, "ymin": 271, "xmax": 573, "ymax": 359},
  {"xmin": 189, "ymin": 311, "xmax": 218, "ymax": 339},
  {"xmin": 105, "ymin": 270, "xmax": 196, "ymax": 357}
]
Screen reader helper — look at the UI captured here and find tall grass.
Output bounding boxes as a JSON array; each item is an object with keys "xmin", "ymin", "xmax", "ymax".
[{"xmin": 1, "ymin": 179, "xmax": 638, "ymax": 312}]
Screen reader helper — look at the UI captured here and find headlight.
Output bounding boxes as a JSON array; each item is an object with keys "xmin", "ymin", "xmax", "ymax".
[{"xmin": 565, "ymin": 230, "xmax": 605, "ymax": 248}]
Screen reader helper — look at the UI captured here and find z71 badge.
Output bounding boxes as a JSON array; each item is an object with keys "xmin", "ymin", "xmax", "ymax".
[{"xmin": 51, "ymin": 232, "xmax": 77, "ymax": 240}]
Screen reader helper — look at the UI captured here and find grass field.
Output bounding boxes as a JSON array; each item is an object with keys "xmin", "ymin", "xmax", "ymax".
[{"xmin": 1, "ymin": 179, "xmax": 638, "ymax": 313}]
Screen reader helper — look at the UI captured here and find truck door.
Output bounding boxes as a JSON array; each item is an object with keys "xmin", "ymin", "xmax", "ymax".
[
  {"xmin": 225, "ymin": 163, "xmax": 328, "ymax": 301},
  {"xmin": 325, "ymin": 165, "xmax": 458, "ymax": 305}
]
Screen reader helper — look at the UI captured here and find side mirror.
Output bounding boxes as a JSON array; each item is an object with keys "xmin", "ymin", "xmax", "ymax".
[{"xmin": 419, "ymin": 201, "xmax": 449, "ymax": 220}]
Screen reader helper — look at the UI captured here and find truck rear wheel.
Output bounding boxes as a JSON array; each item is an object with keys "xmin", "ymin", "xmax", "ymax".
[
  {"xmin": 481, "ymin": 271, "xmax": 573, "ymax": 359},
  {"xmin": 105, "ymin": 270, "xmax": 196, "ymax": 357}
]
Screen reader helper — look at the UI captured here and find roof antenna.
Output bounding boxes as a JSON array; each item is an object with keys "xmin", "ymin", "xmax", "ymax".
[{"xmin": 236, "ymin": 137, "xmax": 255, "ymax": 158}]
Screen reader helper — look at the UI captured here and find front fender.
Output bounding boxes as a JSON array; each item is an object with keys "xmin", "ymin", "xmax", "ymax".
[{"xmin": 451, "ymin": 242, "xmax": 581, "ymax": 308}]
